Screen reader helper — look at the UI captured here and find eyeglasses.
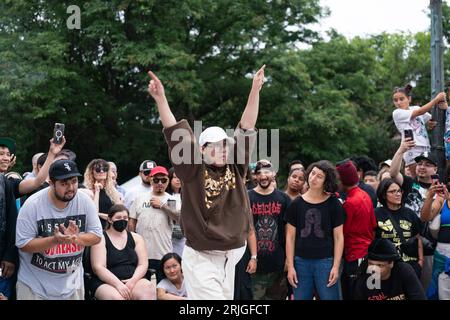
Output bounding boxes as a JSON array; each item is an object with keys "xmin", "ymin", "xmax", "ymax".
[
  {"xmin": 152, "ymin": 177, "xmax": 168, "ymax": 184},
  {"xmin": 142, "ymin": 170, "xmax": 151, "ymax": 176},
  {"xmin": 386, "ymin": 189, "xmax": 402, "ymax": 195},
  {"xmin": 94, "ymin": 165, "xmax": 109, "ymax": 173}
]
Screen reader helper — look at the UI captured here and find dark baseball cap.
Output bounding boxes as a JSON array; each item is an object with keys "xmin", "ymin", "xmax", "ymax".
[
  {"xmin": 49, "ymin": 160, "xmax": 82, "ymax": 180},
  {"xmin": 367, "ymin": 238, "xmax": 401, "ymax": 262},
  {"xmin": 139, "ymin": 160, "xmax": 156, "ymax": 172},
  {"xmin": 254, "ymin": 160, "xmax": 274, "ymax": 174},
  {"xmin": 0, "ymin": 137, "xmax": 16, "ymax": 154},
  {"xmin": 414, "ymin": 152, "xmax": 438, "ymax": 166}
]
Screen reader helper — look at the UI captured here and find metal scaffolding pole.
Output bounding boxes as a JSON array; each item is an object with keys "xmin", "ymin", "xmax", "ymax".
[{"xmin": 430, "ymin": 0, "xmax": 445, "ymax": 175}]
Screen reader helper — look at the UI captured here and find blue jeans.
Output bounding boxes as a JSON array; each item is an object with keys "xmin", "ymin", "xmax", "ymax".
[{"xmin": 293, "ymin": 256, "xmax": 341, "ymax": 300}]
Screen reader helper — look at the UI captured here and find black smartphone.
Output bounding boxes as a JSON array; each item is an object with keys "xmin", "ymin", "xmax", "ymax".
[
  {"xmin": 431, "ymin": 174, "xmax": 443, "ymax": 194},
  {"xmin": 431, "ymin": 174, "xmax": 440, "ymax": 184},
  {"xmin": 404, "ymin": 129, "xmax": 414, "ymax": 141},
  {"xmin": 167, "ymin": 199, "xmax": 176, "ymax": 210},
  {"xmin": 53, "ymin": 123, "xmax": 65, "ymax": 144}
]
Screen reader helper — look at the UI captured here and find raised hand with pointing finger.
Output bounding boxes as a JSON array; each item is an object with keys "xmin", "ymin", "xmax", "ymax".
[
  {"xmin": 147, "ymin": 71, "xmax": 166, "ymax": 101},
  {"xmin": 252, "ymin": 64, "xmax": 266, "ymax": 91},
  {"xmin": 145, "ymin": 65, "xmax": 266, "ymax": 299},
  {"xmin": 147, "ymin": 71, "xmax": 176, "ymax": 128}
]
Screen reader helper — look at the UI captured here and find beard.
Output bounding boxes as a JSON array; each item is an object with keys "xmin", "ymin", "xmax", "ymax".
[
  {"xmin": 153, "ymin": 186, "xmax": 166, "ymax": 195},
  {"xmin": 142, "ymin": 178, "xmax": 151, "ymax": 186},
  {"xmin": 258, "ymin": 180, "xmax": 272, "ymax": 189},
  {"xmin": 54, "ymin": 190, "xmax": 75, "ymax": 202}
]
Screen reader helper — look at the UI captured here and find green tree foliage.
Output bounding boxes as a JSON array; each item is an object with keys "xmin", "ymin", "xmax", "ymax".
[
  {"xmin": 0, "ymin": 1, "xmax": 446, "ymax": 183},
  {"xmin": 0, "ymin": 0, "xmax": 325, "ymax": 180}
]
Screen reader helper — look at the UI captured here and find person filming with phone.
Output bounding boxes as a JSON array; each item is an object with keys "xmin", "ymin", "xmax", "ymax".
[
  {"xmin": 421, "ymin": 165, "xmax": 450, "ymax": 299},
  {"xmin": 392, "ymin": 84, "xmax": 446, "ymax": 178},
  {"xmin": 129, "ymin": 166, "xmax": 180, "ymax": 283},
  {"xmin": 390, "ymin": 143, "xmax": 439, "ymax": 289}
]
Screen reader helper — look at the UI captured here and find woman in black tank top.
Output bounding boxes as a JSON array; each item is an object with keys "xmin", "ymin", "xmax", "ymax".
[
  {"xmin": 83, "ymin": 159, "xmax": 123, "ymax": 229},
  {"xmin": 89, "ymin": 204, "xmax": 156, "ymax": 300}
]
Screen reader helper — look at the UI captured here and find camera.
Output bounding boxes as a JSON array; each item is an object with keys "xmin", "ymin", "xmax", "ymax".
[
  {"xmin": 404, "ymin": 129, "xmax": 414, "ymax": 141},
  {"xmin": 53, "ymin": 123, "xmax": 65, "ymax": 144}
]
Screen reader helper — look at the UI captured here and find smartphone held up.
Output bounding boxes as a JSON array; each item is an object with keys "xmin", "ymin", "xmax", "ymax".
[
  {"xmin": 404, "ymin": 129, "xmax": 414, "ymax": 141},
  {"xmin": 53, "ymin": 123, "xmax": 65, "ymax": 144},
  {"xmin": 431, "ymin": 174, "xmax": 444, "ymax": 195},
  {"xmin": 431, "ymin": 174, "xmax": 440, "ymax": 184}
]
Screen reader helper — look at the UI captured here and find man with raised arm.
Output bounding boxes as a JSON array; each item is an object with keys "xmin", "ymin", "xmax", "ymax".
[{"xmin": 147, "ymin": 65, "xmax": 265, "ymax": 299}]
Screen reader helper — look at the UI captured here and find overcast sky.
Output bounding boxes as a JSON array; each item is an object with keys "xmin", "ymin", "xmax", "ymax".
[{"xmin": 315, "ymin": 0, "xmax": 434, "ymax": 38}]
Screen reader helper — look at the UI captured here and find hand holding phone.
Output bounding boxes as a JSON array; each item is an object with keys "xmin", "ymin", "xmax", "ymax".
[
  {"xmin": 431, "ymin": 174, "xmax": 440, "ymax": 184},
  {"xmin": 431, "ymin": 174, "xmax": 444, "ymax": 195},
  {"xmin": 53, "ymin": 123, "xmax": 65, "ymax": 145},
  {"xmin": 167, "ymin": 199, "xmax": 176, "ymax": 210},
  {"xmin": 404, "ymin": 129, "xmax": 414, "ymax": 141}
]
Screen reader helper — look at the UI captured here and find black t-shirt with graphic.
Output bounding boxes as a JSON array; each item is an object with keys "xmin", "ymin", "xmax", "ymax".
[
  {"xmin": 375, "ymin": 206, "xmax": 421, "ymax": 261},
  {"xmin": 285, "ymin": 195, "xmax": 345, "ymax": 259},
  {"xmin": 400, "ymin": 176, "xmax": 415, "ymax": 205},
  {"xmin": 249, "ymin": 189, "xmax": 291, "ymax": 273},
  {"xmin": 403, "ymin": 177, "xmax": 437, "ymax": 253},
  {"xmin": 353, "ymin": 261, "xmax": 426, "ymax": 300}
]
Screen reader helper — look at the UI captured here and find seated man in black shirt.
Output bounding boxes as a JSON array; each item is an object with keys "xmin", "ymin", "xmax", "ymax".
[{"xmin": 353, "ymin": 238, "xmax": 426, "ymax": 300}]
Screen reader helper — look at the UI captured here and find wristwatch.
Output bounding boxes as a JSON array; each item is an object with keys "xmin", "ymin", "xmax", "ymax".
[{"xmin": 250, "ymin": 255, "xmax": 257, "ymax": 261}]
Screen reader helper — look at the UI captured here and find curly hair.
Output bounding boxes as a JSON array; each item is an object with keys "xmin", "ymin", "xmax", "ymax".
[
  {"xmin": 83, "ymin": 158, "xmax": 122, "ymax": 205},
  {"xmin": 305, "ymin": 160, "xmax": 339, "ymax": 193}
]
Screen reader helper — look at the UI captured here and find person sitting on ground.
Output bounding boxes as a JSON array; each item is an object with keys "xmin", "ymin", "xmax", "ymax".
[
  {"xmin": 353, "ymin": 238, "xmax": 426, "ymax": 300},
  {"xmin": 90, "ymin": 204, "xmax": 156, "ymax": 300},
  {"xmin": 156, "ymin": 252, "xmax": 187, "ymax": 300}
]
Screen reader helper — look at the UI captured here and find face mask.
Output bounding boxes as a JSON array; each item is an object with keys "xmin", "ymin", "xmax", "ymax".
[{"xmin": 112, "ymin": 219, "xmax": 128, "ymax": 232}]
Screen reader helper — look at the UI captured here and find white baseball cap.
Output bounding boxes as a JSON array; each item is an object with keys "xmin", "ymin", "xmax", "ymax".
[
  {"xmin": 378, "ymin": 159, "xmax": 392, "ymax": 169},
  {"xmin": 199, "ymin": 127, "xmax": 235, "ymax": 147}
]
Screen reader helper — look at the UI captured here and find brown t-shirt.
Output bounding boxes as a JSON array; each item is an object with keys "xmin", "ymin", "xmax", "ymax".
[{"xmin": 163, "ymin": 120, "xmax": 256, "ymax": 251}]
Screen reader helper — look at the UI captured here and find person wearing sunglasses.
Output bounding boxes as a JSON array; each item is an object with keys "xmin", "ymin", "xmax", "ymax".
[
  {"xmin": 375, "ymin": 178, "xmax": 424, "ymax": 279},
  {"xmin": 124, "ymin": 160, "xmax": 156, "ymax": 209},
  {"xmin": 84, "ymin": 159, "xmax": 123, "ymax": 229},
  {"xmin": 129, "ymin": 166, "xmax": 180, "ymax": 283}
]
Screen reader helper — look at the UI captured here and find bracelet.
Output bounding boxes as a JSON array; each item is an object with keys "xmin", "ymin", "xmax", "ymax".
[{"xmin": 250, "ymin": 255, "xmax": 257, "ymax": 261}]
